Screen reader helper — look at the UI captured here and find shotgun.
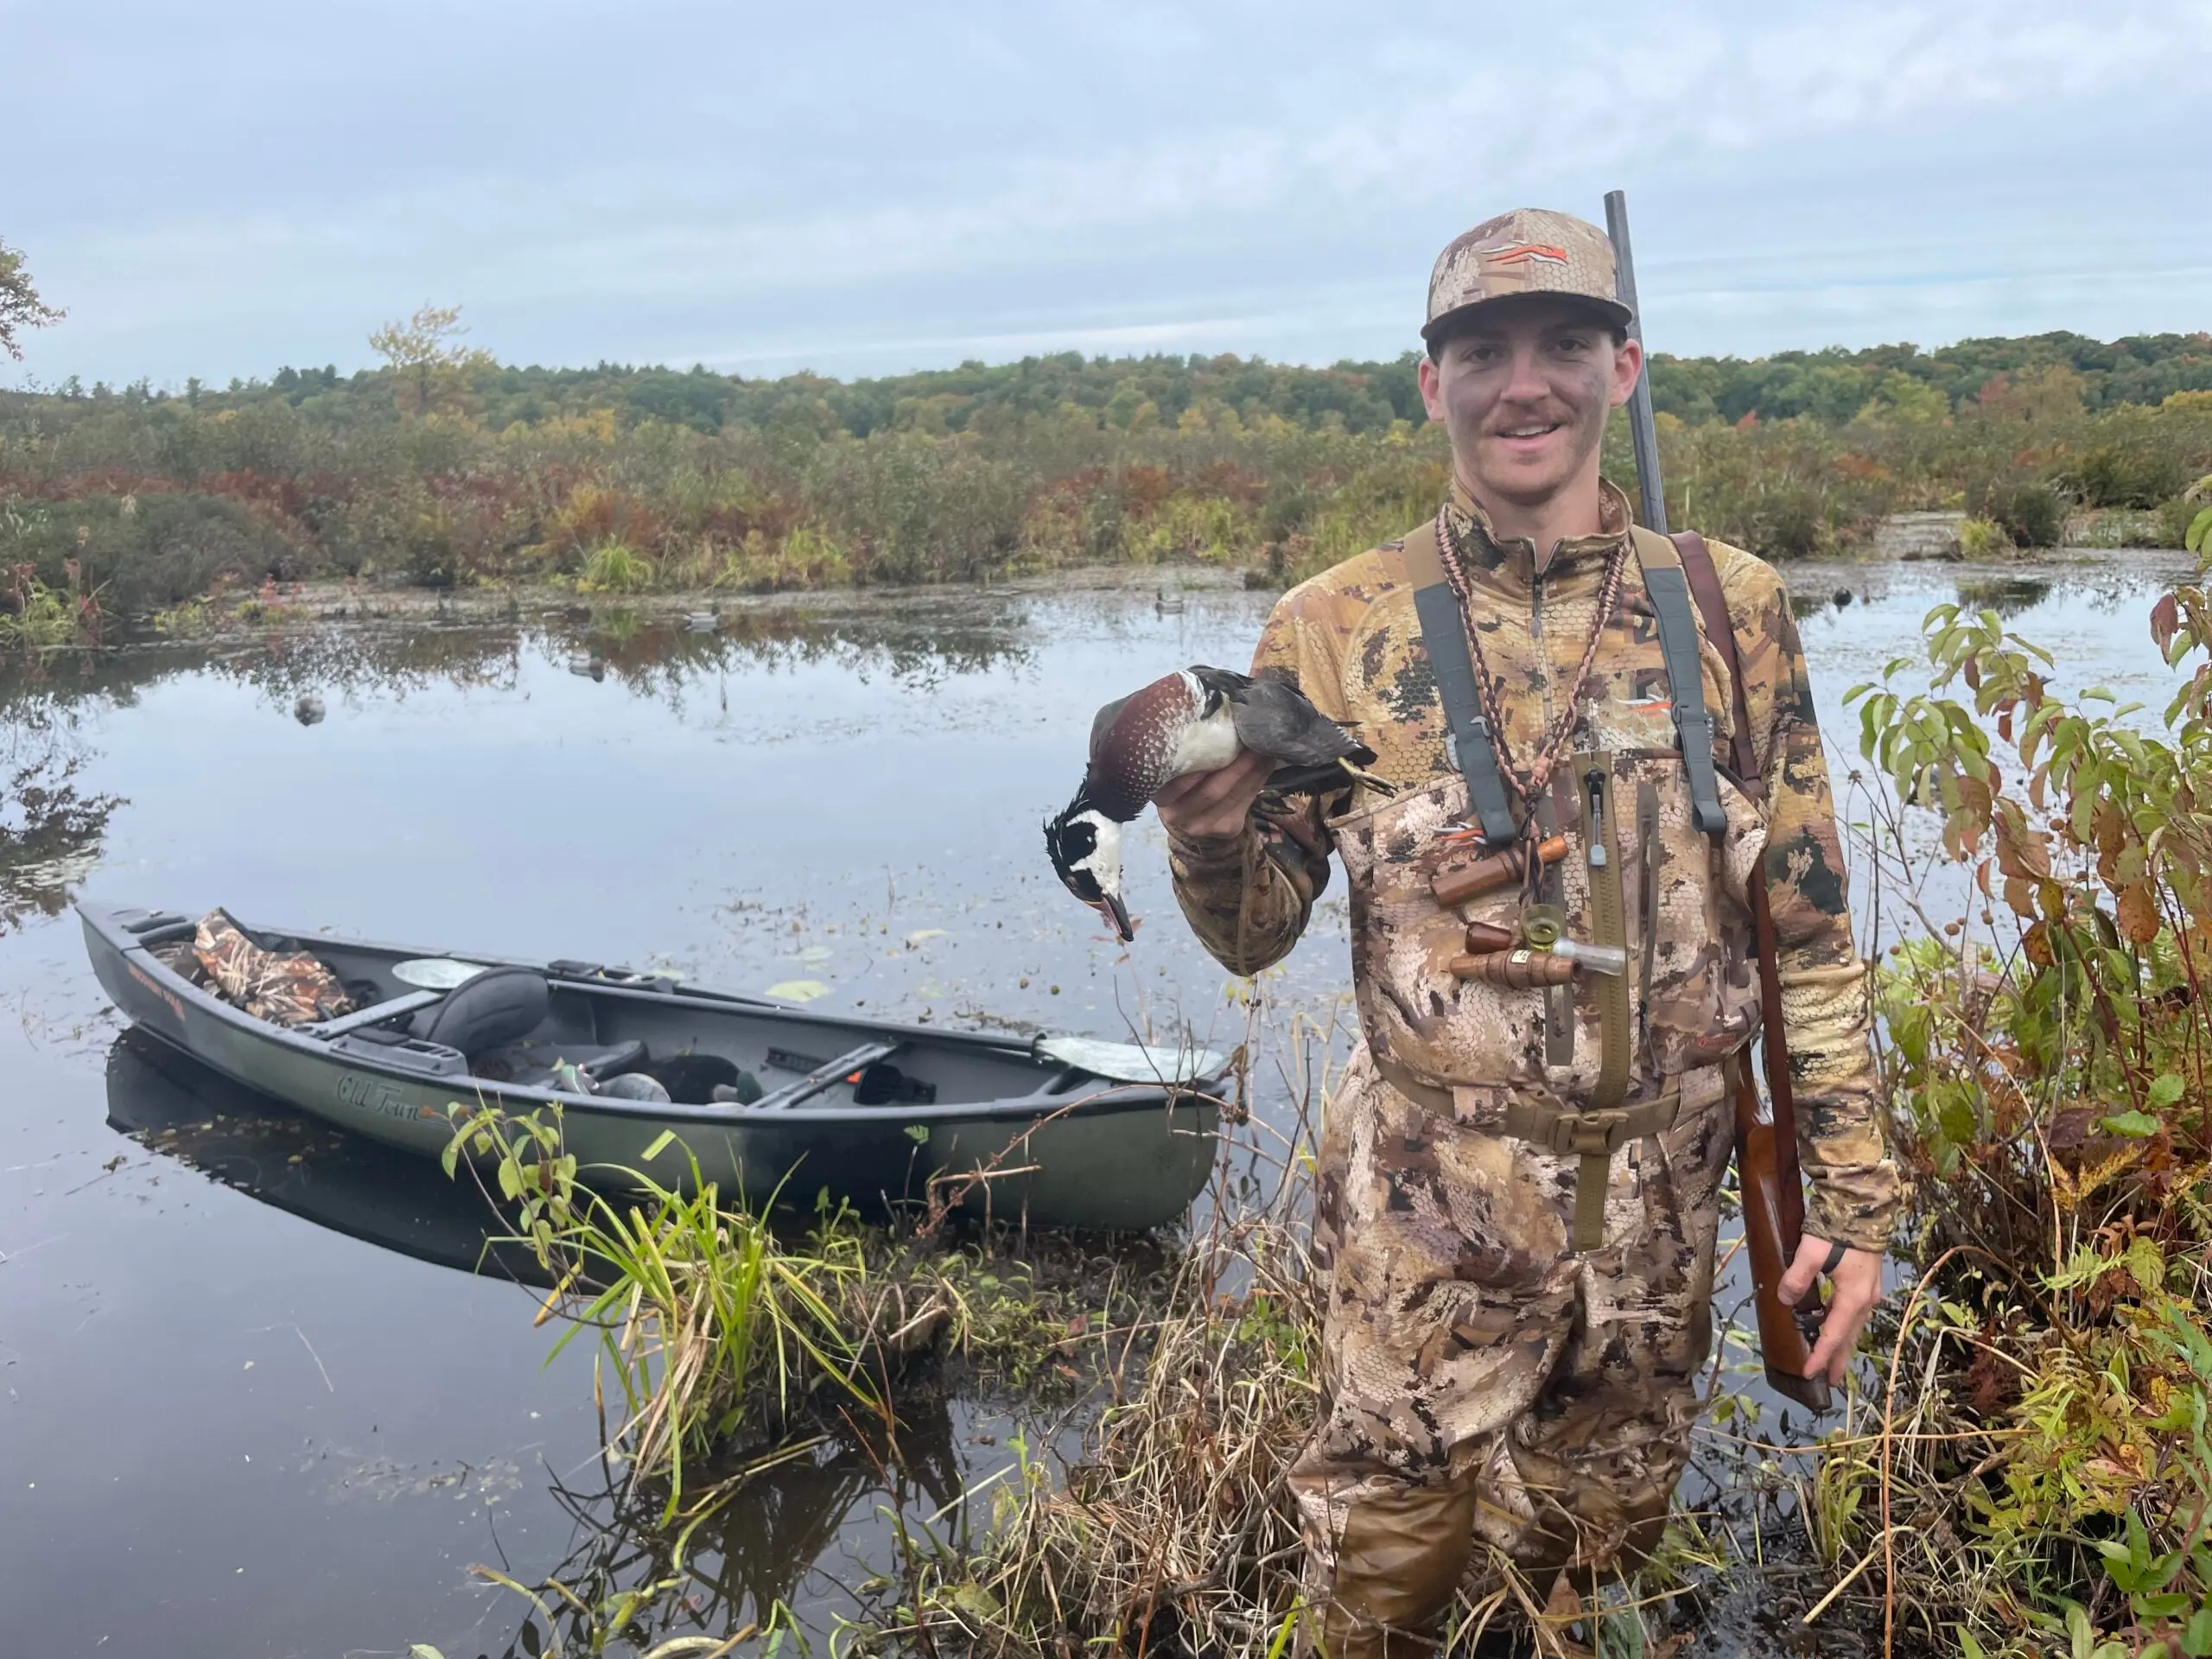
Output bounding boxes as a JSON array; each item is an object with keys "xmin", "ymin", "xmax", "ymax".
[{"xmin": 1603, "ymin": 189, "xmax": 1832, "ymax": 1415}]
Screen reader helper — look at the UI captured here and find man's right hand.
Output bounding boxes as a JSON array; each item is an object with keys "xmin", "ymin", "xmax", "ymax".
[{"xmin": 1154, "ymin": 750, "xmax": 1274, "ymax": 839}]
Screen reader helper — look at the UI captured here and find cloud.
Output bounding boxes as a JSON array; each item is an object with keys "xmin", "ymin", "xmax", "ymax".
[{"xmin": 8, "ymin": 0, "xmax": 2207, "ymax": 385}]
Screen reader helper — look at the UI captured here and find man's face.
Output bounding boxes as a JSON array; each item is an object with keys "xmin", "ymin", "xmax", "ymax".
[{"xmin": 1416, "ymin": 298, "xmax": 1642, "ymax": 514}]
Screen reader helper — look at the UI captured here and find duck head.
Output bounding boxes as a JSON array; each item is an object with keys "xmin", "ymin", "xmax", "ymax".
[{"xmin": 1044, "ymin": 794, "xmax": 1134, "ymax": 942}]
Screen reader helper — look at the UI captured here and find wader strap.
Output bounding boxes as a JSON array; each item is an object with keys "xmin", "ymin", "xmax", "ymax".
[
  {"xmin": 1402, "ymin": 520, "xmax": 1518, "ymax": 845},
  {"xmin": 1372, "ymin": 1052, "xmax": 1684, "ymax": 1249},
  {"xmin": 1629, "ymin": 527, "xmax": 1727, "ymax": 836}
]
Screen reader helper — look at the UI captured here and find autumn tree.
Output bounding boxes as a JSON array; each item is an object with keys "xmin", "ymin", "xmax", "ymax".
[
  {"xmin": 0, "ymin": 238, "xmax": 66, "ymax": 361},
  {"xmin": 368, "ymin": 302, "xmax": 493, "ymax": 416},
  {"xmin": 1976, "ymin": 364, "xmax": 2088, "ymax": 426}
]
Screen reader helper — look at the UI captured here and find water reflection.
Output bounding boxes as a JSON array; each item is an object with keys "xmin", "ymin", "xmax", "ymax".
[
  {"xmin": 0, "ymin": 591, "xmax": 1052, "ymax": 931},
  {"xmin": 106, "ymin": 1024, "xmax": 980, "ymax": 1647},
  {"xmin": 1789, "ymin": 584, "xmax": 1859, "ymax": 620},
  {"xmin": 507, "ymin": 1405, "xmax": 967, "ymax": 1659},
  {"xmin": 1954, "ymin": 575, "xmax": 2054, "ymax": 617},
  {"xmin": 105, "ymin": 1029, "xmax": 548, "ymax": 1284},
  {"xmin": 0, "ymin": 692, "xmax": 122, "ymax": 933},
  {"xmin": 0, "ymin": 591, "xmax": 1039, "ymax": 719}
]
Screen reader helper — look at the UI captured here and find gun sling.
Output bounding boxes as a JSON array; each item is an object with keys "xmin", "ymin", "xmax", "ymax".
[{"xmin": 1666, "ymin": 530, "xmax": 1813, "ymax": 1249}]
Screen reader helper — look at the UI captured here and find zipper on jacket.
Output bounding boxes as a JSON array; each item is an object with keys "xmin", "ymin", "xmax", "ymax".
[
  {"xmin": 1529, "ymin": 567, "xmax": 1556, "ymax": 741},
  {"xmin": 1636, "ymin": 779, "xmax": 1660, "ymax": 1044}
]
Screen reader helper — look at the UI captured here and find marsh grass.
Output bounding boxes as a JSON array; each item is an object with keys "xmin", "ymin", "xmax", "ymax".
[
  {"xmin": 445, "ymin": 1107, "xmax": 912, "ymax": 1520},
  {"xmin": 442, "ymin": 1104, "xmax": 1170, "ymax": 1529},
  {"xmin": 0, "ymin": 553, "xmax": 104, "ymax": 650},
  {"xmin": 581, "ymin": 541, "xmax": 658, "ymax": 594}
]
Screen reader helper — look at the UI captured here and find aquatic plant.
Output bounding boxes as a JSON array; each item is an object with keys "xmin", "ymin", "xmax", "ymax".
[
  {"xmin": 443, "ymin": 1106, "xmax": 887, "ymax": 1519},
  {"xmin": 2188, "ymin": 475, "xmax": 2212, "ymax": 557},
  {"xmin": 441, "ymin": 1104, "xmax": 1157, "ymax": 1534},
  {"xmin": 0, "ymin": 545, "xmax": 103, "ymax": 650},
  {"xmin": 1825, "ymin": 549, "xmax": 2212, "ymax": 1654},
  {"xmin": 1956, "ymin": 516, "xmax": 2009, "ymax": 557},
  {"xmin": 581, "ymin": 541, "xmax": 658, "ymax": 594}
]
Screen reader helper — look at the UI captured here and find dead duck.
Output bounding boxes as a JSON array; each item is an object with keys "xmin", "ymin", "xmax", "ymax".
[
  {"xmin": 293, "ymin": 693, "xmax": 326, "ymax": 726},
  {"xmin": 1045, "ymin": 665, "xmax": 1384, "ymax": 939}
]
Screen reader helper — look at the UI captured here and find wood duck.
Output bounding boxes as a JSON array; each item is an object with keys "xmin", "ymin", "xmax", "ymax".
[{"xmin": 1045, "ymin": 665, "xmax": 1381, "ymax": 940}]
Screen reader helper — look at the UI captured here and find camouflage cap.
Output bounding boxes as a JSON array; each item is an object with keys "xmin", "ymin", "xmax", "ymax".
[{"xmin": 1422, "ymin": 207, "xmax": 1632, "ymax": 342}]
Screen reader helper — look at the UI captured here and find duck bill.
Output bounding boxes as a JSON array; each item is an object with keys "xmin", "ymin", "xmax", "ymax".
[{"xmin": 1098, "ymin": 893, "xmax": 1134, "ymax": 942}]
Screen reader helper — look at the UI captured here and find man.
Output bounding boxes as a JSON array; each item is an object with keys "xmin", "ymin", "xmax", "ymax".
[{"xmin": 1155, "ymin": 207, "xmax": 1898, "ymax": 1654}]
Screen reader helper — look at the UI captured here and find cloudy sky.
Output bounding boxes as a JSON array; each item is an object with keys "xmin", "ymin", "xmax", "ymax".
[{"xmin": 7, "ymin": 0, "xmax": 2209, "ymax": 388}]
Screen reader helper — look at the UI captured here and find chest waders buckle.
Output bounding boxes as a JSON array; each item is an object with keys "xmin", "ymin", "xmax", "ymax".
[
  {"xmin": 1555, "ymin": 1110, "xmax": 1627, "ymax": 1250},
  {"xmin": 1548, "ymin": 1108, "xmax": 1630, "ymax": 1159},
  {"xmin": 1527, "ymin": 1094, "xmax": 1684, "ymax": 1252}
]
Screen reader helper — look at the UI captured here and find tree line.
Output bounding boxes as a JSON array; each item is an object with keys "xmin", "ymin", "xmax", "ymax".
[
  {"xmin": 3, "ymin": 304, "xmax": 2209, "ymax": 618},
  {"xmin": 24, "ymin": 321, "xmax": 2212, "ymax": 441}
]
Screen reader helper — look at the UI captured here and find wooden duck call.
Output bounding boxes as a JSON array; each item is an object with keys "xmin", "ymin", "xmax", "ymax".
[
  {"xmin": 1449, "ymin": 948, "xmax": 1575, "ymax": 987},
  {"xmin": 1432, "ymin": 836, "xmax": 1567, "ymax": 908}
]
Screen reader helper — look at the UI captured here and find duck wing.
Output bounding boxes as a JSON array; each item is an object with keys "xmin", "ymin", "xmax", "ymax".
[{"xmin": 1223, "ymin": 676, "xmax": 1376, "ymax": 770}]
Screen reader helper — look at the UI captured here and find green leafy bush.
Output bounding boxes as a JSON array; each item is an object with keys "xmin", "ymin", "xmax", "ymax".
[{"xmin": 1840, "ymin": 554, "xmax": 2212, "ymax": 1653}]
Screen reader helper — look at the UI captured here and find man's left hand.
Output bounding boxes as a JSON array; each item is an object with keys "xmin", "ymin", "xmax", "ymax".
[{"xmin": 1777, "ymin": 1235, "xmax": 1884, "ymax": 1389}]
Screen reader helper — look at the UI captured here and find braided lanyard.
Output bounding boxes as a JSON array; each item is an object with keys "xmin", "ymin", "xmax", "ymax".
[{"xmin": 1433, "ymin": 505, "xmax": 1629, "ymax": 856}]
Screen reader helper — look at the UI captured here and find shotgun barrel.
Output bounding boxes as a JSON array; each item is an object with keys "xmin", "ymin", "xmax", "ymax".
[{"xmin": 1604, "ymin": 188, "xmax": 1832, "ymax": 1415}]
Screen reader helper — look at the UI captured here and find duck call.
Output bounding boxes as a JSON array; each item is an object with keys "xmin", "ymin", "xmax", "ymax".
[
  {"xmin": 1432, "ymin": 836, "xmax": 1567, "ymax": 907},
  {"xmin": 1450, "ymin": 948, "xmax": 1575, "ymax": 988},
  {"xmin": 1462, "ymin": 920, "xmax": 1517, "ymax": 955}
]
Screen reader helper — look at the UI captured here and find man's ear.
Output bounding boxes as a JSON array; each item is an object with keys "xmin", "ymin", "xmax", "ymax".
[
  {"xmin": 1610, "ymin": 337, "xmax": 1644, "ymax": 410},
  {"xmin": 1417, "ymin": 353, "xmax": 1446, "ymax": 423}
]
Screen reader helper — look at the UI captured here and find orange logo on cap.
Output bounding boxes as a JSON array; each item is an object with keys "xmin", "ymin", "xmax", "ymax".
[{"xmin": 1481, "ymin": 242, "xmax": 1569, "ymax": 265}]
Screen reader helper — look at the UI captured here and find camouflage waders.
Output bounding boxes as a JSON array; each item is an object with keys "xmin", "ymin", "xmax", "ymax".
[
  {"xmin": 1166, "ymin": 481, "xmax": 1901, "ymax": 1653},
  {"xmin": 194, "ymin": 909, "xmax": 353, "ymax": 1027}
]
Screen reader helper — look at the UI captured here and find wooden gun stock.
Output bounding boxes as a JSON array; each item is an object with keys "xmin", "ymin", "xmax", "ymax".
[{"xmin": 1732, "ymin": 1059, "xmax": 1832, "ymax": 1414}]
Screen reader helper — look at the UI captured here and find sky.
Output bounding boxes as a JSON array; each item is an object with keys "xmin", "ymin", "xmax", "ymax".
[{"xmin": 6, "ymin": 0, "xmax": 2209, "ymax": 389}]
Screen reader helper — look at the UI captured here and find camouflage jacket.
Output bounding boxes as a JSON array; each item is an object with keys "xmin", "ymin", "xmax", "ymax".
[{"xmin": 1169, "ymin": 480, "xmax": 1900, "ymax": 1252}]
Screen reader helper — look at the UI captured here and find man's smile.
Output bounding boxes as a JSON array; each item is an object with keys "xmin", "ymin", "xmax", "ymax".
[{"xmin": 1490, "ymin": 417, "xmax": 1571, "ymax": 457}]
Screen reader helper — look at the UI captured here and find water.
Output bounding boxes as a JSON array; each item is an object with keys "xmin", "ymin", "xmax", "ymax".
[{"xmin": 0, "ymin": 552, "xmax": 2188, "ymax": 1656}]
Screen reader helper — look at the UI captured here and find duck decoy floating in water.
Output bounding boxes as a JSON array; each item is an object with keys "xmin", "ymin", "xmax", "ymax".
[
  {"xmin": 683, "ymin": 611, "xmax": 719, "ymax": 632},
  {"xmin": 567, "ymin": 651, "xmax": 607, "ymax": 681},
  {"xmin": 1154, "ymin": 588, "xmax": 1185, "ymax": 614},
  {"xmin": 1045, "ymin": 665, "xmax": 1386, "ymax": 940},
  {"xmin": 293, "ymin": 693, "xmax": 326, "ymax": 727}
]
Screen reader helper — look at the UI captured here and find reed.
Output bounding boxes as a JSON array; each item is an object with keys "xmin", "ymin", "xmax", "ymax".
[{"xmin": 444, "ymin": 1107, "xmax": 896, "ymax": 1519}]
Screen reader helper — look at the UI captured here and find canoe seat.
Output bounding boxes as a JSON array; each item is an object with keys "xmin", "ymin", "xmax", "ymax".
[{"xmin": 408, "ymin": 965, "xmax": 549, "ymax": 1053}]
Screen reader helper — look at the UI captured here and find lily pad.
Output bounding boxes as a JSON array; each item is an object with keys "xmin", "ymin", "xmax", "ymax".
[{"xmin": 764, "ymin": 978, "xmax": 831, "ymax": 1003}]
